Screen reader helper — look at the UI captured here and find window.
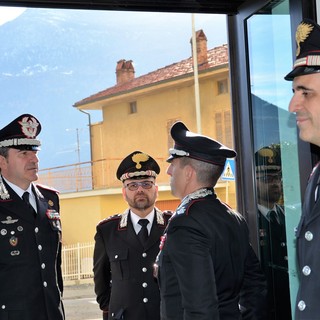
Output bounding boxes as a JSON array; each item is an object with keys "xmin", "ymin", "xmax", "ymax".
[
  {"xmin": 215, "ymin": 110, "xmax": 232, "ymax": 148},
  {"xmin": 129, "ymin": 101, "xmax": 137, "ymax": 114},
  {"xmin": 217, "ymin": 79, "xmax": 228, "ymax": 94}
]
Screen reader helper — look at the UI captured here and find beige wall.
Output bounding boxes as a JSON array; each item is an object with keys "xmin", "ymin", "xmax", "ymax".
[
  {"xmin": 59, "ymin": 180, "xmax": 236, "ymax": 246},
  {"xmin": 60, "ymin": 66, "xmax": 236, "ymax": 245}
]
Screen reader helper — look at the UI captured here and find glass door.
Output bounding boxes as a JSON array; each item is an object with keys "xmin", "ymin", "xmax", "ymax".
[{"xmin": 246, "ymin": 1, "xmax": 301, "ymax": 318}]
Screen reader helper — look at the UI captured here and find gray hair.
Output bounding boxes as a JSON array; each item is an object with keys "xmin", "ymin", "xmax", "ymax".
[
  {"xmin": 0, "ymin": 147, "xmax": 9, "ymax": 158},
  {"xmin": 179, "ymin": 157, "xmax": 224, "ymax": 186}
]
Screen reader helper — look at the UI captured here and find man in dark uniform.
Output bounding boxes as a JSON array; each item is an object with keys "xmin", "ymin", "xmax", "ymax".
[
  {"xmin": 285, "ymin": 19, "xmax": 320, "ymax": 319},
  {"xmin": 155, "ymin": 121, "xmax": 267, "ymax": 320},
  {"xmin": 0, "ymin": 114, "xmax": 64, "ymax": 320},
  {"xmin": 93, "ymin": 151, "xmax": 172, "ymax": 320},
  {"xmin": 255, "ymin": 145, "xmax": 291, "ymax": 319}
]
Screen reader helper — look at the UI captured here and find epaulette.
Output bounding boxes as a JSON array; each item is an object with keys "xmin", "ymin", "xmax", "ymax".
[
  {"xmin": 98, "ymin": 213, "xmax": 122, "ymax": 226},
  {"xmin": 36, "ymin": 183, "xmax": 60, "ymax": 194}
]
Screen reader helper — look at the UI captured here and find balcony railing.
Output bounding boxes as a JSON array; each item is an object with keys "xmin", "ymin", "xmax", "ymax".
[{"xmin": 37, "ymin": 158, "xmax": 169, "ymax": 193}]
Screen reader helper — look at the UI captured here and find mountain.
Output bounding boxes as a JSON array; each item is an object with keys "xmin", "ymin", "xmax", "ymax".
[{"xmin": 0, "ymin": 8, "xmax": 227, "ymax": 168}]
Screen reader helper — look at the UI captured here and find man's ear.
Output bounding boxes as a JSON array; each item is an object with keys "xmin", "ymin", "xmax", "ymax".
[
  {"xmin": 0, "ymin": 155, "xmax": 6, "ymax": 169},
  {"xmin": 184, "ymin": 164, "xmax": 194, "ymax": 181},
  {"xmin": 121, "ymin": 185, "xmax": 126, "ymax": 199}
]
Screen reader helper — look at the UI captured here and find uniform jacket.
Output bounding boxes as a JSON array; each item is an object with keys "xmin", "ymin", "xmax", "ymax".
[
  {"xmin": 258, "ymin": 206, "xmax": 291, "ymax": 319},
  {"xmin": 295, "ymin": 163, "xmax": 320, "ymax": 319},
  {"xmin": 156, "ymin": 188, "xmax": 267, "ymax": 320},
  {"xmin": 0, "ymin": 178, "xmax": 64, "ymax": 320},
  {"xmin": 93, "ymin": 207, "xmax": 172, "ymax": 320}
]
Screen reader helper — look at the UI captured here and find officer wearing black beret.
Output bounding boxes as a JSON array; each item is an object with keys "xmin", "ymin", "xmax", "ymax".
[
  {"xmin": 93, "ymin": 151, "xmax": 172, "ymax": 320},
  {"xmin": 0, "ymin": 114, "xmax": 64, "ymax": 320},
  {"xmin": 285, "ymin": 19, "xmax": 320, "ymax": 319},
  {"xmin": 155, "ymin": 122, "xmax": 267, "ymax": 319},
  {"xmin": 255, "ymin": 145, "xmax": 291, "ymax": 319}
]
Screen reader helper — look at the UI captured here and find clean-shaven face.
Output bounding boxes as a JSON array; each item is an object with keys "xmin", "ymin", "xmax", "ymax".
[
  {"xmin": 289, "ymin": 73, "xmax": 320, "ymax": 146},
  {"xmin": 0, "ymin": 148, "xmax": 39, "ymax": 189}
]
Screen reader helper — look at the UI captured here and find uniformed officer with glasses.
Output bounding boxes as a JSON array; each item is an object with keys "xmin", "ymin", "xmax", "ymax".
[
  {"xmin": 255, "ymin": 145, "xmax": 291, "ymax": 320},
  {"xmin": 93, "ymin": 151, "xmax": 172, "ymax": 320}
]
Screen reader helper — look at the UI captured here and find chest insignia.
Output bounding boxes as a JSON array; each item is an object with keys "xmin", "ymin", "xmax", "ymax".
[
  {"xmin": 46, "ymin": 209, "xmax": 60, "ymax": 220},
  {"xmin": 9, "ymin": 236, "xmax": 18, "ymax": 246},
  {"xmin": 1, "ymin": 216, "xmax": 18, "ymax": 225}
]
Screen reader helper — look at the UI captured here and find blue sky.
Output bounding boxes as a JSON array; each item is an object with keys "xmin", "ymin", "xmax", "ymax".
[{"xmin": 0, "ymin": 6, "xmax": 228, "ymax": 169}]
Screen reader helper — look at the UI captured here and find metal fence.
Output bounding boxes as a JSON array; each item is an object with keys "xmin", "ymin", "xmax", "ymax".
[{"xmin": 62, "ymin": 241, "xmax": 95, "ymax": 281}]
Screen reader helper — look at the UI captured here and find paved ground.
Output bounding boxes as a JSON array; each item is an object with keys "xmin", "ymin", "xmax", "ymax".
[{"xmin": 63, "ymin": 282, "xmax": 101, "ymax": 320}]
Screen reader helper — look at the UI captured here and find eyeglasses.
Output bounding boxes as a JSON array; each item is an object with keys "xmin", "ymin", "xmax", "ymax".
[{"xmin": 125, "ymin": 181, "xmax": 155, "ymax": 191}]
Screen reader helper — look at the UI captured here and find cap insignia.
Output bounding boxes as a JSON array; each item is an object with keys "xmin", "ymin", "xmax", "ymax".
[
  {"xmin": 18, "ymin": 116, "xmax": 39, "ymax": 139},
  {"xmin": 132, "ymin": 153, "xmax": 149, "ymax": 169},
  {"xmin": 258, "ymin": 148, "xmax": 275, "ymax": 164},
  {"xmin": 296, "ymin": 22, "xmax": 314, "ymax": 57}
]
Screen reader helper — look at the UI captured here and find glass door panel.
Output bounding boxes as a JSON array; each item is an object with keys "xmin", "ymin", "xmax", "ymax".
[{"xmin": 247, "ymin": 1, "xmax": 301, "ymax": 318}]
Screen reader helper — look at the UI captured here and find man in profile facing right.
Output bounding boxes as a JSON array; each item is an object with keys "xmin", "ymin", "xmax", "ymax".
[
  {"xmin": 155, "ymin": 121, "xmax": 267, "ymax": 320},
  {"xmin": 285, "ymin": 18, "xmax": 320, "ymax": 319}
]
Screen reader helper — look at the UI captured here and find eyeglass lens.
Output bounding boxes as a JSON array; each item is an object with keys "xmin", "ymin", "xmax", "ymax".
[{"xmin": 126, "ymin": 181, "xmax": 154, "ymax": 191}]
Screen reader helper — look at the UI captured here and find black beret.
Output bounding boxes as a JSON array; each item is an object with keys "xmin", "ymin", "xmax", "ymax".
[
  {"xmin": 116, "ymin": 151, "xmax": 160, "ymax": 182},
  {"xmin": 285, "ymin": 19, "xmax": 320, "ymax": 81},
  {"xmin": 0, "ymin": 114, "xmax": 41, "ymax": 151},
  {"xmin": 167, "ymin": 121, "xmax": 236, "ymax": 166},
  {"xmin": 255, "ymin": 146, "xmax": 281, "ymax": 172}
]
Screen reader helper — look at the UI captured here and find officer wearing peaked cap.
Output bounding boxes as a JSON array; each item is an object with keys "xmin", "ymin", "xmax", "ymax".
[
  {"xmin": 0, "ymin": 114, "xmax": 64, "ymax": 320},
  {"xmin": 155, "ymin": 122, "xmax": 267, "ymax": 319},
  {"xmin": 255, "ymin": 145, "xmax": 291, "ymax": 319},
  {"xmin": 93, "ymin": 151, "xmax": 172, "ymax": 320},
  {"xmin": 286, "ymin": 19, "xmax": 320, "ymax": 320}
]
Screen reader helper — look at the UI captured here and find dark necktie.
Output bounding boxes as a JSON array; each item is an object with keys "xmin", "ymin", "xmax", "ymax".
[
  {"xmin": 138, "ymin": 219, "xmax": 149, "ymax": 245},
  {"xmin": 268, "ymin": 210, "xmax": 279, "ymax": 224},
  {"xmin": 22, "ymin": 192, "xmax": 36, "ymax": 215}
]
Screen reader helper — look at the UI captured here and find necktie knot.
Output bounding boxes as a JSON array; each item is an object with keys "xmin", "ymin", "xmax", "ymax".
[
  {"xmin": 22, "ymin": 191, "xmax": 36, "ymax": 216},
  {"xmin": 138, "ymin": 219, "xmax": 149, "ymax": 228},
  {"xmin": 268, "ymin": 210, "xmax": 279, "ymax": 224},
  {"xmin": 22, "ymin": 192, "xmax": 30, "ymax": 204},
  {"xmin": 138, "ymin": 219, "xmax": 149, "ymax": 245}
]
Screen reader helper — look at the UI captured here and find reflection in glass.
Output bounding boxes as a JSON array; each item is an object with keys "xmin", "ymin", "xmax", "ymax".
[{"xmin": 246, "ymin": 0, "xmax": 300, "ymax": 318}]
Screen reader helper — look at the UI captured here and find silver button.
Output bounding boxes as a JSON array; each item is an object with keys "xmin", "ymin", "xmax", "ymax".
[
  {"xmin": 1, "ymin": 305, "xmax": 5, "ymax": 309},
  {"xmin": 298, "ymin": 300, "xmax": 306, "ymax": 311},
  {"xmin": 142, "ymin": 282, "xmax": 148, "ymax": 288},
  {"xmin": 1, "ymin": 229, "xmax": 7, "ymax": 236},
  {"xmin": 38, "ymin": 245, "xmax": 42, "ymax": 251},
  {"xmin": 35, "ymin": 227, "xmax": 39, "ymax": 233},
  {"xmin": 305, "ymin": 231, "xmax": 313, "ymax": 241},
  {"xmin": 43, "ymin": 281, "xmax": 47, "ymax": 287},
  {"xmin": 41, "ymin": 263, "xmax": 46, "ymax": 269},
  {"xmin": 143, "ymin": 298, "xmax": 148, "ymax": 303},
  {"xmin": 142, "ymin": 252, "xmax": 147, "ymax": 258},
  {"xmin": 302, "ymin": 266, "xmax": 311, "ymax": 276},
  {"xmin": 142, "ymin": 267, "xmax": 147, "ymax": 272},
  {"xmin": 115, "ymin": 255, "xmax": 118, "ymax": 259}
]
